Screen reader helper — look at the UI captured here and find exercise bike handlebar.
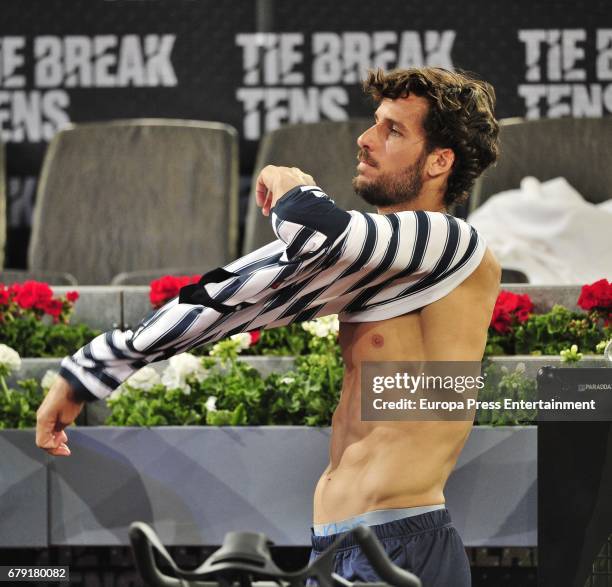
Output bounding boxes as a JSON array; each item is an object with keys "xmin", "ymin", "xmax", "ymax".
[
  {"xmin": 129, "ymin": 522, "xmax": 181, "ymax": 587},
  {"xmin": 128, "ymin": 522, "xmax": 422, "ymax": 587},
  {"xmin": 351, "ymin": 525, "xmax": 421, "ymax": 587}
]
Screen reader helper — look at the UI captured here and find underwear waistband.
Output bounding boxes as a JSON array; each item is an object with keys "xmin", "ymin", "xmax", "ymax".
[
  {"xmin": 313, "ymin": 504, "xmax": 446, "ymax": 537},
  {"xmin": 311, "ymin": 507, "xmax": 453, "ymax": 552}
]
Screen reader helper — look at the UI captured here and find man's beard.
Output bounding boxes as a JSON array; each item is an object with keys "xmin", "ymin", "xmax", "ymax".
[{"xmin": 352, "ymin": 148, "xmax": 428, "ymax": 207}]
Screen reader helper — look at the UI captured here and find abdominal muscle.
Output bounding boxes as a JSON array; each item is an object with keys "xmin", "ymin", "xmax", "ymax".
[
  {"xmin": 312, "ymin": 263, "xmax": 497, "ymax": 524},
  {"xmin": 313, "ymin": 363, "xmax": 472, "ymax": 523}
]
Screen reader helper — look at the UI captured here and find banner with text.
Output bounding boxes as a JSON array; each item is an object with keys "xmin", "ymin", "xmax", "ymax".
[{"xmin": 1, "ymin": 0, "xmax": 610, "ymax": 266}]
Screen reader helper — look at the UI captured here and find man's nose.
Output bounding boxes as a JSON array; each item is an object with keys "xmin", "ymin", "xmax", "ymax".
[{"xmin": 357, "ymin": 124, "xmax": 377, "ymax": 150}]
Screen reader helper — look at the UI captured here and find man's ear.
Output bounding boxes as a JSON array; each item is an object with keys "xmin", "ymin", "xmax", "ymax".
[{"xmin": 427, "ymin": 148, "xmax": 455, "ymax": 178}]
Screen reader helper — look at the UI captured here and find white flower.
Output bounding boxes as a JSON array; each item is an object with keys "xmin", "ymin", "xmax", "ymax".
[
  {"xmin": 0, "ymin": 344, "xmax": 21, "ymax": 374},
  {"xmin": 230, "ymin": 333, "xmax": 252, "ymax": 351},
  {"xmin": 170, "ymin": 353, "xmax": 208, "ymax": 380},
  {"xmin": 205, "ymin": 396, "xmax": 217, "ymax": 412},
  {"xmin": 161, "ymin": 371, "xmax": 190, "ymax": 394},
  {"xmin": 302, "ymin": 315, "xmax": 340, "ymax": 338},
  {"xmin": 514, "ymin": 362, "xmax": 526, "ymax": 374},
  {"xmin": 161, "ymin": 353, "xmax": 208, "ymax": 394},
  {"xmin": 125, "ymin": 366, "xmax": 161, "ymax": 392},
  {"xmin": 41, "ymin": 370, "xmax": 59, "ymax": 390},
  {"xmin": 280, "ymin": 376, "xmax": 295, "ymax": 385}
]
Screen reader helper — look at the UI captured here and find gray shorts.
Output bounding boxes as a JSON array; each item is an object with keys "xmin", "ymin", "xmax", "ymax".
[{"xmin": 309, "ymin": 508, "xmax": 470, "ymax": 587}]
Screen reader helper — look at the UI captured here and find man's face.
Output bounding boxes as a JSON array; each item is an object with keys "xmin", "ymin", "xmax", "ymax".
[{"xmin": 353, "ymin": 94, "xmax": 431, "ymax": 207}]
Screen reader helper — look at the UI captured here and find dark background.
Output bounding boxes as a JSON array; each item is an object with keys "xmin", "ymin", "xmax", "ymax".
[{"xmin": 2, "ymin": 0, "xmax": 611, "ymax": 268}]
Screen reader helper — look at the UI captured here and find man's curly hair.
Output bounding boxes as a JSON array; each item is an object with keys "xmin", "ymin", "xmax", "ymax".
[{"xmin": 363, "ymin": 67, "xmax": 500, "ymax": 207}]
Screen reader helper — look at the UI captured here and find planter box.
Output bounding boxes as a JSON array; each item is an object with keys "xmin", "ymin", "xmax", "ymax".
[
  {"xmin": 447, "ymin": 426, "xmax": 536, "ymax": 547},
  {"xmin": 0, "ymin": 430, "xmax": 48, "ymax": 547},
  {"xmin": 43, "ymin": 426, "xmax": 536, "ymax": 547},
  {"xmin": 121, "ymin": 286, "xmax": 151, "ymax": 330},
  {"xmin": 0, "ymin": 427, "xmax": 536, "ymax": 548},
  {"xmin": 8, "ymin": 357, "xmax": 63, "ymax": 387},
  {"xmin": 53, "ymin": 285, "xmax": 123, "ymax": 331},
  {"xmin": 498, "ymin": 285, "xmax": 582, "ymax": 313},
  {"xmin": 48, "ymin": 426, "xmax": 330, "ymax": 547}
]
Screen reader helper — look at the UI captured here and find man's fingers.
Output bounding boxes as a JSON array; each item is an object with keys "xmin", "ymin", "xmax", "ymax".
[
  {"xmin": 255, "ymin": 164, "xmax": 315, "ymax": 215},
  {"xmin": 35, "ymin": 376, "xmax": 82, "ymax": 457},
  {"xmin": 262, "ymin": 191, "xmax": 273, "ymax": 216},
  {"xmin": 255, "ymin": 167, "xmax": 273, "ymax": 207},
  {"xmin": 36, "ymin": 429, "xmax": 62, "ymax": 449},
  {"xmin": 46, "ymin": 443, "xmax": 71, "ymax": 457},
  {"xmin": 255, "ymin": 176, "xmax": 267, "ymax": 207},
  {"xmin": 38, "ymin": 428, "xmax": 71, "ymax": 456},
  {"xmin": 36, "ymin": 415, "xmax": 69, "ymax": 449},
  {"xmin": 35, "ymin": 418, "xmax": 57, "ymax": 449}
]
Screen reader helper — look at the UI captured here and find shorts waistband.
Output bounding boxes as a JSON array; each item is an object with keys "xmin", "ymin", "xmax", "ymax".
[
  {"xmin": 313, "ymin": 504, "xmax": 446, "ymax": 536},
  {"xmin": 311, "ymin": 507, "xmax": 453, "ymax": 552}
]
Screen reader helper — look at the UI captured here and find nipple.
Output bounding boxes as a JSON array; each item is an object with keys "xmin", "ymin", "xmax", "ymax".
[{"xmin": 371, "ymin": 334, "xmax": 384, "ymax": 348}]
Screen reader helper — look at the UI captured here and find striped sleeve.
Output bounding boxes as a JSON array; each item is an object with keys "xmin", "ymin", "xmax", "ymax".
[
  {"xmin": 59, "ymin": 186, "xmax": 353, "ymax": 401},
  {"xmin": 59, "ymin": 297, "xmax": 211, "ymax": 401},
  {"xmin": 271, "ymin": 185, "xmax": 352, "ymax": 262}
]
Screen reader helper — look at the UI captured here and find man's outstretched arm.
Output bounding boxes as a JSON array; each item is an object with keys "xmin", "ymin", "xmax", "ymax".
[{"xmin": 36, "ymin": 166, "xmax": 352, "ymax": 456}]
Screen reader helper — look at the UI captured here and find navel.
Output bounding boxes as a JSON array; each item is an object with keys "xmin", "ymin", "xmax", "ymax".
[{"xmin": 371, "ymin": 333, "xmax": 385, "ymax": 348}]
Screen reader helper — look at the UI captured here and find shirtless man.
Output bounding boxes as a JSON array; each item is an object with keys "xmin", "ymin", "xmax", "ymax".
[
  {"xmin": 36, "ymin": 68, "xmax": 500, "ymax": 586},
  {"xmin": 256, "ymin": 69, "xmax": 500, "ymax": 586}
]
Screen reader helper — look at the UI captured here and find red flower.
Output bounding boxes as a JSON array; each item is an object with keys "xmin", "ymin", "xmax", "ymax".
[
  {"xmin": 490, "ymin": 290, "xmax": 534, "ymax": 334},
  {"xmin": 0, "ymin": 285, "xmax": 9, "ymax": 306},
  {"xmin": 515, "ymin": 294, "xmax": 533, "ymax": 323},
  {"xmin": 491, "ymin": 305, "xmax": 513, "ymax": 334},
  {"xmin": 66, "ymin": 291, "xmax": 80, "ymax": 303},
  {"xmin": 577, "ymin": 279, "xmax": 612, "ymax": 312},
  {"xmin": 150, "ymin": 275, "xmax": 201, "ymax": 308},
  {"xmin": 44, "ymin": 298, "xmax": 64, "ymax": 321},
  {"xmin": 249, "ymin": 330, "xmax": 261, "ymax": 345},
  {"xmin": 495, "ymin": 291, "xmax": 518, "ymax": 314},
  {"xmin": 516, "ymin": 308, "xmax": 531, "ymax": 322},
  {"xmin": 12, "ymin": 281, "xmax": 54, "ymax": 311}
]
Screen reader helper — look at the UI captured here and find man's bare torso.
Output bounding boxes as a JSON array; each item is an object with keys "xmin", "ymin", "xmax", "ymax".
[{"xmin": 313, "ymin": 249, "xmax": 501, "ymax": 524}]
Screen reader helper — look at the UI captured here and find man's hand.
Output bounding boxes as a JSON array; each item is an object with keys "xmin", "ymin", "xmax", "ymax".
[
  {"xmin": 36, "ymin": 375, "xmax": 85, "ymax": 457},
  {"xmin": 255, "ymin": 165, "xmax": 315, "ymax": 216}
]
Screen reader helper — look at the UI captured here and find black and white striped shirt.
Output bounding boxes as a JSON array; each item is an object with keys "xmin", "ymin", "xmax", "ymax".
[{"xmin": 60, "ymin": 186, "xmax": 486, "ymax": 400}]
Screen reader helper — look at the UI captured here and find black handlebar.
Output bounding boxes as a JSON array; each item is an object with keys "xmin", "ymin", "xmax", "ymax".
[
  {"xmin": 128, "ymin": 522, "xmax": 422, "ymax": 587},
  {"xmin": 129, "ymin": 522, "xmax": 182, "ymax": 587},
  {"xmin": 351, "ymin": 526, "xmax": 422, "ymax": 587}
]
